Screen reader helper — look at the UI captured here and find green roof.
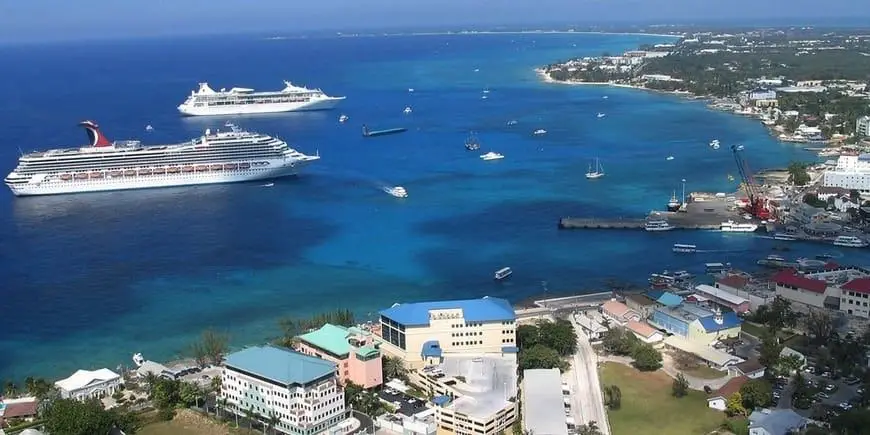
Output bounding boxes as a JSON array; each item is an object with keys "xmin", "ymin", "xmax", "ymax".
[
  {"xmin": 298, "ymin": 324, "xmax": 354, "ymax": 357},
  {"xmin": 356, "ymin": 345, "xmax": 380, "ymax": 359}
]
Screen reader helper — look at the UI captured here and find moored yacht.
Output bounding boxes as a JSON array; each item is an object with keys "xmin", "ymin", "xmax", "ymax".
[
  {"xmin": 720, "ymin": 220, "xmax": 758, "ymax": 232},
  {"xmin": 673, "ymin": 243, "xmax": 697, "ymax": 253},
  {"xmin": 384, "ymin": 186, "xmax": 408, "ymax": 198},
  {"xmin": 465, "ymin": 133, "xmax": 481, "ymax": 151},
  {"xmin": 494, "ymin": 267, "xmax": 513, "ymax": 280},
  {"xmin": 645, "ymin": 215, "xmax": 674, "ymax": 232},
  {"xmin": 709, "ymin": 139, "xmax": 720, "ymax": 150},
  {"xmin": 585, "ymin": 158, "xmax": 605, "ymax": 179},
  {"xmin": 833, "ymin": 236, "xmax": 868, "ymax": 248},
  {"xmin": 533, "ymin": 129, "xmax": 547, "ymax": 136},
  {"xmin": 667, "ymin": 192, "xmax": 681, "ymax": 211},
  {"xmin": 480, "ymin": 152, "xmax": 504, "ymax": 161}
]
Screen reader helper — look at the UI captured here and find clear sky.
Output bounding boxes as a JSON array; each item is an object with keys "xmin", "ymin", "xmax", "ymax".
[{"xmin": 0, "ymin": 0, "xmax": 865, "ymax": 44}]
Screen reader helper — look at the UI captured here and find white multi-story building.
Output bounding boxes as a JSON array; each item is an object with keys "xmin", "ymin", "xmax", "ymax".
[
  {"xmin": 377, "ymin": 297, "xmax": 517, "ymax": 368},
  {"xmin": 858, "ymin": 116, "xmax": 870, "ymax": 138},
  {"xmin": 54, "ymin": 368, "xmax": 121, "ymax": 401},
  {"xmin": 221, "ymin": 346, "xmax": 348, "ymax": 435},
  {"xmin": 823, "ymin": 154, "xmax": 870, "ymax": 193}
]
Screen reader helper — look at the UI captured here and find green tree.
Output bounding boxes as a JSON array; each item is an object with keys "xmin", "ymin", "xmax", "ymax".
[
  {"xmin": 631, "ymin": 343, "xmax": 662, "ymax": 371},
  {"xmin": 200, "ymin": 329, "xmax": 229, "ymax": 365},
  {"xmin": 43, "ymin": 398, "xmax": 140, "ymax": 435},
  {"xmin": 831, "ymin": 409, "xmax": 870, "ymax": 434},
  {"xmin": 382, "ymin": 355, "xmax": 407, "ymax": 381},
  {"xmin": 277, "ymin": 309, "xmax": 356, "ymax": 347},
  {"xmin": 777, "ymin": 354, "xmax": 804, "ymax": 374},
  {"xmin": 603, "ymin": 385, "xmax": 621, "ymax": 410},
  {"xmin": 179, "ymin": 381, "xmax": 203, "ymax": 407},
  {"xmin": 517, "ymin": 324, "xmax": 541, "ymax": 349},
  {"xmin": 519, "ymin": 344, "xmax": 566, "ymax": 371},
  {"xmin": 537, "ymin": 319, "xmax": 578, "ymax": 356},
  {"xmin": 805, "ymin": 310, "xmax": 835, "ymax": 345},
  {"xmin": 577, "ymin": 421, "xmax": 603, "ymax": 435},
  {"xmin": 672, "ymin": 373, "xmax": 689, "ymax": 398},
  {"xmin": 150, "ymin": 378, "xmax": 181, "ymax": 410},
  {"xmin": 601, "ymin": 328, "xmax": 638, "ymax": 356},
  {"xmin": 758, "ymin": 330, "xmax": 783, "ymax": 368},
  {"xmin": 739, "ymin": 379, "xmax": 773, "ymax": 409},
  {"xmin": 3, "ymin": 380, "xmax": 16, "ymax": 397},
  {"xmin": 726, "ymin": 392, "xmax": 747, "ymax": 417}
]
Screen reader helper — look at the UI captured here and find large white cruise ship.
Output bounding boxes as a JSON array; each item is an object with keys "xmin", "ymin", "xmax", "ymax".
[
  {"xmin": 177, "ymin": 81, "xmax": 345, "ymax": 116},
  {"xmin": 4, "ymin": 121, "xmax": 319, "ymax": 197}
]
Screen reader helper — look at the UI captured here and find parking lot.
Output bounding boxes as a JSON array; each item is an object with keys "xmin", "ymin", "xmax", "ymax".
[
  {"xmin": 774, "ymin": 366, "xmax": 864, "ymax": 420},
  {"xmin": 377, "ymin": 388, "xmax": 428, "ymax": 416}
]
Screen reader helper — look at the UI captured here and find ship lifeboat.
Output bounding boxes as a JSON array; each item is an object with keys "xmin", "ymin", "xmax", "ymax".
[
  {"xmin": 210, "ymin": 164, "xmax": 223, "ymax": 171},
  {"xmin": 239, "ymin": 163, "xmax": 251, "ymax": 169},
  {"xmin": 138, "ymin": 169, "xmax": 152, "ymax": 176},
  {"xmin": 195, "ymin": 165, "xmax": 208, "ymax": 172},
  {"xmin": 168, "ymin": 166, "xmax": 181, "ymax": 173},
  {"xmin": 109, "ymin": 170, "xmax": 122, "ymax": 177},
  {"xmin": 124, "ymin": 169, "xmax": 136, "ymax": 176},
  {"xmin": 182, "ymin": 166, "xmax": 194, "ymax": 173},
  {"xmin": 90, "ymin": 172, "xmax": 104, "ymax": 178},
  {"xmin": 74, "ymin": 173, "xmax": 88, "ymax": 180},
  {"xmin": 60, "ymin": 173, "xmax": 72, "ymax": 181},
  {"xmin": 153, "ymin": 168, "xmax": 166, "ymax": 175},
  {"xmin": 224, "ymin": 163, "xmax": 238, "ymax": 170}
]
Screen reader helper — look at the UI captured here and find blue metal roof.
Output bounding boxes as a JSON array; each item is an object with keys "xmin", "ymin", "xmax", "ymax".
[
  {"xmin": 421, "ymin": 340, "xmax": 443, "ymax": 358},
  {"xmin": 225, "ymin": 345, "xmax": 336, "ymax": 386},
  {"xmin": 433, "ymin": 395, "xmax": 451, "ymax": 406},
  {"xmin": 501, "ymin": 346, "xmax": 519, "ymax": 353},
  {"xmin": 379, "ymin": 296, "xmax": 515, "ymax": 327},
  {"xmin": 646, "ymin": 290, "xmax": 683, "ymax": 307},
  {"xmin": 698, "ymin": 312, "xmax": 743, "ymax": 333}
]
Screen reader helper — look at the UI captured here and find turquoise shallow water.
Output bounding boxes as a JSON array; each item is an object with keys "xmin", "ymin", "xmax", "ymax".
[{"xmin": 1, "ymin": 32, "xmax": 868, "ymax": 381}]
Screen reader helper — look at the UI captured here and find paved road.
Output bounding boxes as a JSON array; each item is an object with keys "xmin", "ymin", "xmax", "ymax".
[{"xmin": 569, "ymin": 319, "xmax": 611, "ymax": 435}]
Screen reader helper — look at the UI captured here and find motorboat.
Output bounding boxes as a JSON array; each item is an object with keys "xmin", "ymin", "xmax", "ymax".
[
  {"xmin": 757, "ymin": 255, "xmax": 794, "ymax": 268},
  {"xmin": 494, "ymin": 267, "xmax": 512, "ymax": 280},
  {"xmin": 480, "ymin": 152, "xmax": 504, "ymax": 161},
  {"xmin": 133, "ymin": 353, "xmax": 145, "ymax": 367},
  {"xmin": 710, "ymin": 139, "xmax": 720, "ymax": 150},
  {"xmin": 145, "ymin": 124, "xmax": 154, "ymax": 132},
  {"xmin": 339, "ymin": 114, "xmax": 349, "ymax": 123},
  {"xmin": 403, "ymin": 106, "xmax": 413, "ymax": 114},
  {"xmin": 833, "ymin": 236, "xmax": 868, "ymax": 248},
  {"xmin": 705, "ymin": 262, "xmax": 730, "ymax": 273},
  {"xmin": 602, "ymin": 96, "xmax": 609, "ymax": 99},
  {"xmin": 261, "ymin": 182, "xmax": 275, "ymax": 188},
  {"xmin": 645, "ymin": 216, "xmax": 674, "ymax": 232},
  {"xmin": 673, "ymin": 244, "xmax": 697, "ymax": 253},
  {"xmin": 720, "ymin": 220, "xmax": 758, "ymax": 232},
  {"xmin": 408, "ymin": 88, "xmax": 415, "ymax": 93},
  {"xmin": 773, "ymin": 233, "xmax": 797, "ymax": 241},
  {"xmin": 797, "ymin": 258, "xmax": 827, "ymax": 271},
  {"xmin": 465, "ymin": 133, "xmax": 481, "ymax": 151},
  {"xmin": 384, "ymin": 186, "xmax": 408, "ymax": 198},
  {"xmin": 507, "ymin": 120, "xmax": 518, "ymax": 126},
  {"xmin": 667, "ymin": 192, "xmax": 681, "ymax": 212},
  {"xmin": 816, "ymin": 253, "xmax": 836, "ymax": 260},
  {"xmin": 533, "ymin": 129, "xmax": 547, "ymax": 136},
  {"xmin": 585, "ymin": 158, "xmax": 605, "ymax": 179},
  {"xmin": 597, "ymin": 113, "xmax": 606, "ymax": 118},
  {"xmin": 666, "ymin": 156, "xmax": 674, "ymax": 161}
]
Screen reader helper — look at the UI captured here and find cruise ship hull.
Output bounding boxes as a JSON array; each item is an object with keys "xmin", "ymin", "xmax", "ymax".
[
  {"xmin": 6, "ymin": 159, "xmax": 314, "ymax": 197},
  {"xmin": 177, "ymin": 97, "xmax": 345, "ymax": 117}
]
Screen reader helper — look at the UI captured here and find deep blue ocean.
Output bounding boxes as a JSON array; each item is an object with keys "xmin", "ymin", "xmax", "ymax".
[{"xmin": 2, "ymin": 32, "xmax": 869, "ymax": 382}]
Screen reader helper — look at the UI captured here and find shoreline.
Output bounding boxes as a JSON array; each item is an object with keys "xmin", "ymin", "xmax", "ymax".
[
  {"xmin": 535, "ymin": 67, "xmax": 703, "ymax": 100},
  {"xmin": 333, "ymin": 30, "xmax": 683, "ymax": 39}
]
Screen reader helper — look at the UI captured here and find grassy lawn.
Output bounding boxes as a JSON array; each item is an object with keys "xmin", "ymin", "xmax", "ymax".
[
  {"xmin": 740, "ymin": 322, "xmax": 767, "ymax": 338},
  {"xmin": 139, "ymin": 410, "xmax": 257, "ymax": 435},
  {"xmin": 600, "ymin": 363, "xmax": 724, "ymax": 435},
  {"xmin": 683, "ymin": 365, "xmax": 728, "ymax": 380}
]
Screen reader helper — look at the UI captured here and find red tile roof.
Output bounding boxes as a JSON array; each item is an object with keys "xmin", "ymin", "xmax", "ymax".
[
  {"xmin": 602, "ymin": 300, "xmax": 632, "ymax": 319},
  {"xmin": 1, "ymin": 399, "xmax": 38, "ymax": 418},
  {"xmin": 771, "ymin": 270, "xmax": 827, "ymax": 294},
  {"xmin": 843, "ymin": 278, "xmax": 870, "ymax": 294},
  {"xmin": 710, "ymin": 375, "xmax": 749, "ymax": 399},
  {"xmin": 626, "ymin": 320, "xmax": 659, "ymax": 338},
  {"xmin": 717, "ymin": 275, "xmax": 749, "ymax": 289}
]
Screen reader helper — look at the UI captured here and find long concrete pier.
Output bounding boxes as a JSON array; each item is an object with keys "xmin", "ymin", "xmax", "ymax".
[
  {"xmin": 559, "ymin": 199, "xmax": 745, "ymax": 231},
  {"xmin": 558, "ymin": 217, "xmax": 719, "ymax": 230}
]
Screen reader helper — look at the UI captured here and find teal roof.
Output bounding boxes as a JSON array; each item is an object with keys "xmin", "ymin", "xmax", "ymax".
[
  {"xmin": 298, "ymin": 324, "xmax": 354, "ymax": 357},
  {"xmin": 225, "ymin": 345, "xmax": 336, "ymax": 386},
  {"xmin": 380, "ymin": 296, "xmax": 515, "ymax": 327}
]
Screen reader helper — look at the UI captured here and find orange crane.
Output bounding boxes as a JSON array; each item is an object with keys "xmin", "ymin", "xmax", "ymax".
[{"xmin": 731, "ymin": 144, "xmax": 771, "ymax": 220}]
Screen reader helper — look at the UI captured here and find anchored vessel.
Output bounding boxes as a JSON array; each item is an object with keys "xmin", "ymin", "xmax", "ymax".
[
  {"xmin": 833, "ymin": 236, "xmax": 869, "ymax": 248},
  {"xmin": 672, "ymin": 243, "xmax": 697, "ymax": 253},
  {"xmin": 4, "ymin": 121, "xmax": 319, "ymax": 197},
  {"xmin": 177, "ymin": 81, "xmax": 345, "ymax": 116},
  {"xmin": 494, "ymin": 267, "xmax": 513, "ymax": 280},
  {"xmin": 720, "ymin": 220, "xmax": 758, "ymax": 232}
]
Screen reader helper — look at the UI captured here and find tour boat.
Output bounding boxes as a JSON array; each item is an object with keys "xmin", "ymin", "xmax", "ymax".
[
  {"xmin": 833, "ymin": 236, "xmax": 868, "ymax": 248},
  {"xmin": 384, "ymin": 186, "xmax": 408, "ymax": 198},
  {"xmin": 494, "ymin": 267, "xmax": 513, "ymax": 280},
  {"xmin": 645, "ymin": 216, "xmax": 674, "ymax": 232},
  {"xmin": 480, "ymin": 152, "xmax": 504, "ymax": 161},
  {"xmin": 720, "ymin": 220, "xmax": 758, "ymax": 232},
  {"xmin": 672, "ymin": 244, "xmax": 697, "ymax": 253},
  {"xmin": 773, "ymin": 233, "xmax": 797, "ymax": 241},
  {"xmin": 585, "ymin": 158, "xmax": 605, "ymax": 179}
]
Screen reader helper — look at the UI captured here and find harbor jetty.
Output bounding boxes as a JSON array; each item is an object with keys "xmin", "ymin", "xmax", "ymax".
[{"xmin": 559, "ymin": 197, "xmax": 747, "ymax": 231}]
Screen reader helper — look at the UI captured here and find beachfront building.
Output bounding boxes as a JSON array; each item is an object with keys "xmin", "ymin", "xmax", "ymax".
[
  {"xmin": 747, "ymin": 88, "xmax": 777, "ymax": 107},
  {"xmin": 410, "ymin": 355, "xmax": 518, "ymax": 435},
  {"xmin": 694, "ymin": 284, "xmax": 751, "ymax": 314},
  {"xmin": 823, "ymin": 154, "xmax": 870, "ymax": 193},
  {"xmin": 0, "ymin": 397, "xmax": 39, "ymax": 428},
  {"xmin": 54, "ymin": 368, "xmax": 122, "ymax": 400},
  {"xmin": 857, "ymin": 116, "xmax": 870, "ymax": 138},
  {"xmin": 600, "ymin": 300, "xmax": 640, "ymax": 325},
  {"xmin": 296, "ymin": 324, "xmax": 383, "ymax": 388},
  {"xmin": 522, "ymin": 369, "xmax": 569, "ymax": 435},
  {"xmin": 840, "ymin": 277, "xmax": 870, "ymax": 318},
  {"xmin": 771, "ymin": 270, "xmax": 831, "ymax": 309},
  {"xmin": 624, "ymin": 293, "xmax": 656, "ymax": 319},
  {"xmin": 376, "ymin": 297, "xmax": 516, "ymax": 369},
  {"xmin": 221, "ymin": 346, "xmax": 348, "ymax": 435}
]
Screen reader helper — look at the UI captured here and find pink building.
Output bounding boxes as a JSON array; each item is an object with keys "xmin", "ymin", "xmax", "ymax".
[{"xmin": 296, "ymin": 324, "xmax": 383, "ymax": 389}]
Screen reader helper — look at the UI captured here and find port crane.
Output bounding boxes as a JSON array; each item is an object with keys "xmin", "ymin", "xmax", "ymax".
[{"xmin": 731, "ymin": 144, "xmax": 771, "ymax": 220}]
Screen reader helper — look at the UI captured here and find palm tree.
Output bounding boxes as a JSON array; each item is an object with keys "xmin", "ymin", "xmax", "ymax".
[
  {"xmin": 578, "ymin": 421, "xmax": 602, "ymax": 435},
  {"xmin": 244, "ymin": 406, "xmax": 256, "ymax": 430},
  {"xmin": 4, "ymin": 380, "xmax": 17, "ymax": 397},
  {"xmin": 267, "ymin": 411, "xmax": 280, "ymax": 435}
]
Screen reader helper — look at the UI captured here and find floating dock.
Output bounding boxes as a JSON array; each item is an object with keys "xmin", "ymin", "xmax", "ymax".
[{"xmin": 362, "ymin": 125, "xmax": 407, "ymax": 137}]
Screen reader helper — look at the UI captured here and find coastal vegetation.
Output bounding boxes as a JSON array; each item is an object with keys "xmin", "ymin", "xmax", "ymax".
[
  {"xmin": 786, "ymin": 162, "xmax": 811, "ymax": 187},
  {"xmin": 600, "ymin": 328, "xmax": 662, "ymax": 371},
  {"xmin": 516, "ymin": 319, "xmax": 577, "ymax": 371},
  {"xmin": 343, "ymin": 381, "xmax": 389, "ymax": 417},
  {"xmin": 599, "ymin": 363, "xmax": 721, "ymax": 435},
  {"xmin": 276, "ymin": 309, "xmax": 355, "ymax": 347},
  {"xmin": 189, "ymin": 329, "xmax": 230, "ymax": 367},
  {"xmin": 43, "ymin": 397, "xmax": 141, "ymax": 435}
]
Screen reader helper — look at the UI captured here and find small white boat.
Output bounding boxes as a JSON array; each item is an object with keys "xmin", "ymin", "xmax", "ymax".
[
  {"xmin": 474, "ymin": 68, "xmax": 480, "ymax": 72},
  {"xmin": 494, "ymin": 267, "xmax": 512, "ymax": 280},
  {"xmin": 483, "ymin": 89, "xmax": 490, "ymax": 94},
  {"xmin": 480, "ymin": 152, "xmax": 504, "ymax": 161},
  {"xmin": 585, "ymin": 157, "xmax": 605, "ymax": 179},
  {"xmin": 720, "ymin": 220, "xmax": 758, "ymax": 232},
  {"xmin": 710, "ymin": 139, "xmax": 720, "ymax": 150},
  {"xmin": 403, "ymin": 106, "xmax": 413, "ymax": 114},
  {"xmin": 833, "ymin": 235, "xmax": 868, "ymax": 248},
  {"xmin": 533, "ymin": 129, "xmax": 547, "ymax": 136},
  {"xmin": 145, "ymin": 124, "xmax": 154, "ymax": 132},
  {"xmin": 673, "ymin": 243, "xmax": 697, "ymax": 253},
  {"xmin": 666, "ymin": 156, "xmax": 674, "ymax": 161},
  {"xmin": 602, "ymin": 96, "xmax": 609, "ymax": 99},
  {"xmin": 408, "ymin": 88, "xmax": 415, "ymax": 93},
  {"xmin": 132, "ymin": 353, "xmax": 145, "ymax": 367},
  {"xmin": 596, "ymin": 113, "xmax": 606, "ymax": 118},
  {"xmin": 481, "ymin": 95, "xmax": 488, "ymax": 99},
  {"xmin": 262, "ymin": 182, "xmax": 274, "ymax": 187},
  {"xmin": 384, "ymin": 186, "xmax": 408, "ymax": 198},
  {"xmin": 339, "ymin": 114, "xmax": 349, "ymax": 123},
  {"xmin": 507, "ymin": 120, "xmax": 518, "ymax": 126}
]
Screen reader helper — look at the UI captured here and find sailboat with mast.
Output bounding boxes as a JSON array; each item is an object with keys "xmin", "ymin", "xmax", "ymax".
[
  {"xmin": 585, "ymin": 158, "xmax": 605, "ymax": 179},
  {"xmin": 667, "ymin": 191, "xmax": 680, "ymax": 211}
]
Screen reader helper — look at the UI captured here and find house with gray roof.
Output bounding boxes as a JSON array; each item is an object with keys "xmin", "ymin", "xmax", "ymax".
[{"xmin": 748, "ymin": 409, "xmax": 807, "ymax": 435}]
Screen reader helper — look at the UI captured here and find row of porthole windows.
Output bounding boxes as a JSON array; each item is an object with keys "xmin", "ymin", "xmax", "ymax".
[{"xmin": 451, "ymin": 340, "xmax": 482, "ymax": 346}]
